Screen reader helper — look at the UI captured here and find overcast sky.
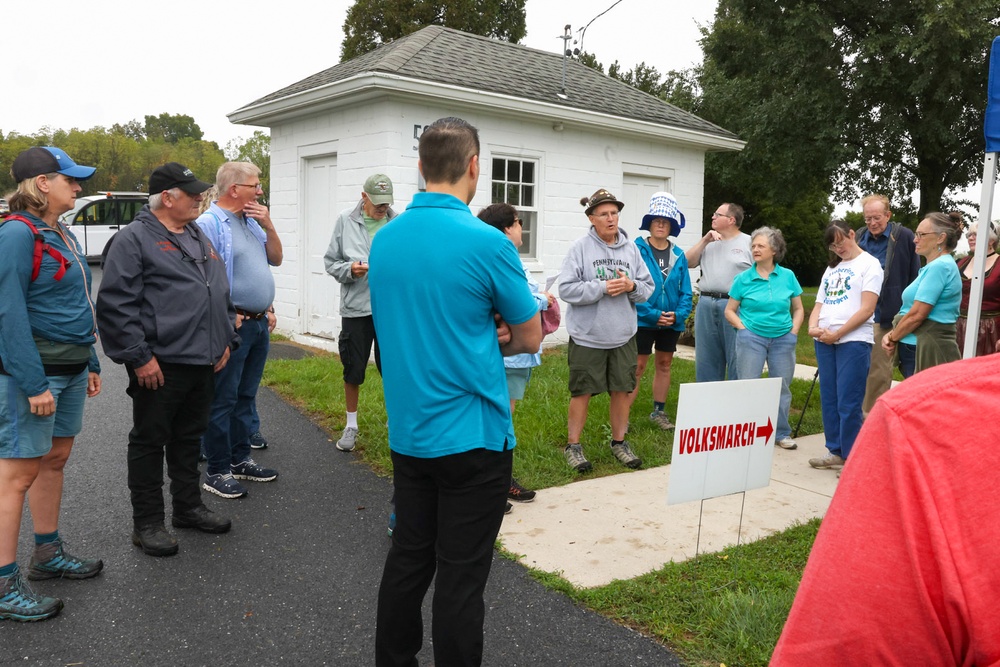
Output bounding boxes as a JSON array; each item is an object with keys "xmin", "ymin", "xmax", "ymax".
[{"xmin": 2, "ymin": 0, "xmax": 715, "ymax": 148}]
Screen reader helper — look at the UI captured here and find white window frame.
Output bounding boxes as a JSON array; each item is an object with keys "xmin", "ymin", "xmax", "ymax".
[{"xmin": 490, "ymin": 154, "xmax": 539, "ymax": 259}]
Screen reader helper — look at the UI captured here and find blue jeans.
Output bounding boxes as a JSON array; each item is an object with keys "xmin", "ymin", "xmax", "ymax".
[
  {"xmin": 735, "ymin": 329, "xmax": 797, "ymax": 441},
  {"xmin": 695, "ymin": 295, "xmax": 738, "ymax": 382},
  {"xmin": 203, "ymin": 318, "xmax": 269, "ymax": 475},
  {"xmin": 815, "ymin": 340, "xmax": 871, "ymax": 460}
]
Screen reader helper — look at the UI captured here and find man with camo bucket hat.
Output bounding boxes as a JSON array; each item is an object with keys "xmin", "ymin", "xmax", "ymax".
[{"xmin": 558, "ymin": 189, "xmax": 654, "ymax": 473}]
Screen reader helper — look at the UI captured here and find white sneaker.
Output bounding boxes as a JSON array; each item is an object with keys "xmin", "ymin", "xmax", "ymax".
[
  {"xmin": 336, "ymin": 427, "xmax": 358, "ymax": 452},
  {"xmin": 776, "ymin": 438, "xmax": 798, "ymax": 450}
]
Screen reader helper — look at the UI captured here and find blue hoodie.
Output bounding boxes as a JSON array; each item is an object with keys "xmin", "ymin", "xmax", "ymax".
[
  {"xmin": 0, "ymin": 212, "xmax": 99, "ymax": 396},
  {"xmin": 634, "ymin": 236, "xmax": 693, "ymax": 332}
]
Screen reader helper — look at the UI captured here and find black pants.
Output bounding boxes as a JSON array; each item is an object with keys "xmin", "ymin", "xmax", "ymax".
[
  {"xmin": 126, "ymin": 362, "xmax": 214, "ymax": 527},
  {"xmin": 375, "ymin": 447, "xmax": 512, "ymax": 667}
]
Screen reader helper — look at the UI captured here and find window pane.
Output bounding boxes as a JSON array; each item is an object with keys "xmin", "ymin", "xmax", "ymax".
[
  {"xmin": 492, "ymin": 158, "xmax": 505, "ymax": 177},
  {"xmin": 492, "ymin": 183, "xmax": 504, "ymax": 203},
  {"xmin": 507, "ymin": 161, "xmax": 520, "ymax": 182},
  {"xmin": 519, "ymin": 212, "xmax": 534, "ymax": 257},
  {"xmin": 506, "ymin": 184, "xmax": 520, "ymax": 205},
  {"xmin": 521, "ymin": 185, "xmax": 534, "ymax": 208},
  {"xmin": 522, "ymin": 162, "xmax": 535, "ymax": 183}
]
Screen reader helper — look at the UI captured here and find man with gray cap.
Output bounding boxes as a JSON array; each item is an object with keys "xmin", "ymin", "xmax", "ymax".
[
  {"xmin": 98, "ymin": 163, "xmax": 239, "ymax": 556},
  {"xmin": 324, "ymin": 174, "xmax": 397, "ymax": 452}
]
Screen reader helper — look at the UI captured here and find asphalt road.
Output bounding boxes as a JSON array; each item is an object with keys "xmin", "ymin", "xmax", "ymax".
[{"xmin": 1, "ymin": 269, "xmax": 683, "ymax": 666}]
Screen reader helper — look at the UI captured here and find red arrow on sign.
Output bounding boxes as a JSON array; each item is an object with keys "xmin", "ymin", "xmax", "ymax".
[{"xmin": 756, "ymin": 417, "xmax": 773, "ymax": 445}]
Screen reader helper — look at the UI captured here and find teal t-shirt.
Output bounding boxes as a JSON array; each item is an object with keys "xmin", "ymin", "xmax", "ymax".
[
  {"xmin": 368, "ymin": 192, "xmax": 538, "ymax": 459},
  {"xmin": 729, "ymin": 263, "xmax": 803, "ymax": 338},
  {"xmin": 896, "ymin": 254, "xmax": 961, "ymax": 345}
]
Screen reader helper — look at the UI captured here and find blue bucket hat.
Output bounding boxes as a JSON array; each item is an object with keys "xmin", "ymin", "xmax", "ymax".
[{"xmin": 640, "ymin": 192, "xmax": 685, "ymax": 237}]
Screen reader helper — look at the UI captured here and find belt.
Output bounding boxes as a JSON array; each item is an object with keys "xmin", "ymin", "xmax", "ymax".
[
  {"xmin": 236, "ymin": 308, "xmax": 268, "ymax": 320},
  {"xmin": 700, "ymin": 291, "xmax": 730, "ymax": 299}
]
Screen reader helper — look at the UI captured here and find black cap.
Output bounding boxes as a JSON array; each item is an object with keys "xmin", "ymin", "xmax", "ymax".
[{"xmin": 148, "ymin": 162, "xmax": 212, "ymax": 195}]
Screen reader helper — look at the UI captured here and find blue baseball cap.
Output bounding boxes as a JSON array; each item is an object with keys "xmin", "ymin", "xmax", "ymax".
[
  {"xmin": 11, "ymin": 146, "xmax": 96, "ymax": 183},
  {"xmin": 640, "ymin": 192, "xmax": 685, "ymax": 237}
]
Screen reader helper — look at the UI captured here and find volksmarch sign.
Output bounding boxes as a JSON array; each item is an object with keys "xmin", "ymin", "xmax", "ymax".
[{"xmin": 667, "ymin": 377, "xmax": 780, "ymax": 505}]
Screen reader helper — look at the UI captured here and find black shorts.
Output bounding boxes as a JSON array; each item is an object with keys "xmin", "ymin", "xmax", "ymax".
[
  {"xmin": 339, "ymin": 316, "xmax": 381, "ymax": 385},
  {"xmin": 636, "ymin": 328, "xmax": 681, "ymax": 356}
]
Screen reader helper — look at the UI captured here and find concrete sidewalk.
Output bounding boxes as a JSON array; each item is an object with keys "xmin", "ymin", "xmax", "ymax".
[{"xmin": 499, "ymin": 345, "xmax": 836, "ymax": 589}]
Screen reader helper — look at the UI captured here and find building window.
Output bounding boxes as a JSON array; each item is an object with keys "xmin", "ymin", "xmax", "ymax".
[{"xmin": 491, "ymin": 157, "xmax": 537, "ymax": 257}]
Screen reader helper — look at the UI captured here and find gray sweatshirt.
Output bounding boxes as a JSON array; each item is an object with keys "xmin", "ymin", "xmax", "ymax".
[{"xmin": 558, "ymin": 227, "xmax": 654, "ymax": 349}]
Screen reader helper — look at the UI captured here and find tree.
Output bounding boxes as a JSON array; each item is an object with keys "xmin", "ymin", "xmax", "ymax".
[
  {"xmin": 699, "ymin": 0, "xmax": 1000, "ymax": 217},
  {"xmin": 143, "ymin": 113, "xmax": 204, "ymax": 144},
  {"xmin": 341, "ymin": 0, "xmax": 526, "ymax": 61}
]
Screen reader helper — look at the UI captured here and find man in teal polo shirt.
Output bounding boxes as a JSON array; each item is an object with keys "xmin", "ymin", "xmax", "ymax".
[{"xmin": 368, "ymin": 117, "xmax": 541, "ymax": 667}]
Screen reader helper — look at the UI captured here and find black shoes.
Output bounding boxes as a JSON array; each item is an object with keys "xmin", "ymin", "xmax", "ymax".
[
  {"xmin": 172, "ymin": 505, "xmax": 232, "ymax": 534},
  {"xmin": 131, "ymin": 525, "xmax": 179, "ymax": 557}
]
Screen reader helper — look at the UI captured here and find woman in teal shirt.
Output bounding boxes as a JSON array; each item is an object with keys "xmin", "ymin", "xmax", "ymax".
[
  {"xmin": 725, "ymin": 227, "xmax": 804, "ymax": 449},
  {"xmin": 881, "ymin": 212, "xmax": 962, "ymax": 373}
]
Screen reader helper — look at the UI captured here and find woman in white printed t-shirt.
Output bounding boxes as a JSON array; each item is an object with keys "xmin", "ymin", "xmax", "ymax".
[{"xmin": 806, "ymin": 219, "xmax": 884, "ymax": 472}]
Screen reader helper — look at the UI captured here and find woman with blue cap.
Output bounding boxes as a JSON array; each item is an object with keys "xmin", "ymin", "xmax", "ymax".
[
  {"xmin": 0, "ymin": 146, "xmax": 103, "ymax": 622},
  {"xmin": 627, "ymin": 192, "xmax": 692, "ymax": 430}
]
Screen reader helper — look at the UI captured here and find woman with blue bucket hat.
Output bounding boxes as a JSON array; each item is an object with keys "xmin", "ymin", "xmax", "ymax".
[{"xmin": 627, "ymin": 192, "xmax": 692, "ymax": 430}]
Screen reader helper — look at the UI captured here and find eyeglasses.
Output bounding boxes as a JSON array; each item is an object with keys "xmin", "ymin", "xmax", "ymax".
[
  {"xmin": 591, "ymin": 211, "xmax": 619, "ymax": 220},
  {"xmin": 914, "ymin": 231, "xmax": 941, "ymax": 239},
  {"xmin": 711, "ymin": 212, "xmax": 732, "ymax": 219},
  {"xmin": 828, "ymin": 240, "xmax": 847, "ymax": 251},
  {"xmin": 863, "ymin": 215, "xmax": 886, "ymax": 222},
  {"xmin": 236, "ymin": 183, "xmax": 263, "ymax": 192},
  {"xmin": 514, "ymin": 218, "xmax": 523, "ymax": 227}
]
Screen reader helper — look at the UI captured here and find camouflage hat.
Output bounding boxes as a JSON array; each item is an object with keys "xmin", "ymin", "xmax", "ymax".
[{"xmin": 581, "ymin": 188, "xmax": 625, "ymax": 216}]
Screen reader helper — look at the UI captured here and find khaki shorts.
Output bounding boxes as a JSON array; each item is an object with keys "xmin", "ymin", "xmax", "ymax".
[{"xmin": 567, "ymin": 336, "xmax": 637, "ymax": 397}]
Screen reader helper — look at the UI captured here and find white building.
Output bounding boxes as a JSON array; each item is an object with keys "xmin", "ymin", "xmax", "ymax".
[{"xmin": 228, "ymin": 25, "xmax": 743, "ymax": 348}]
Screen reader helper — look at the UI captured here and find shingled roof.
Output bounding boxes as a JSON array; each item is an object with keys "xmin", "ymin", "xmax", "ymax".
[{"xmin": 233, "ymin": 25, "xmax": 736, "ymax": 140}]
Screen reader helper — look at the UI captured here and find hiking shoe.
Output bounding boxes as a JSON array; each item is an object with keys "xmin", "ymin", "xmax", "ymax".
[
  {"xmin": 649, "ymin": 410, "xmax": 675, "ymax": 430},
  {"xmin": 504, "ymin": 502, "xmax": 513, "ymax": 515},
  {"xmin": 0, "ymin": 569, "xmax": 63, "ymax": 622},
  {"xmin": 231, "ymin": 458, "xmax": 278, "ymax": 482},
  {"xmin": 611, "ymin": 441, "xmax": 642, "ymax": 469},
  {"xmin": 564, "ymin": 444, "xmax": 592, "ymax": 473},
  {"xmin": 249, "ymin": 430, "xmax": 268, "ymax": 450},
  {"xmin": 203, "ymin": 472, "xmax": 249, "ymax": 498},
  {"xmin": 131, "ymin": 524, "xmax": 179, "ymax": 557},
  {"xmin": 336, "ymin": 427, "xmax": 358, "ymax": 452},
  {"xmin": 508, "ymin": 478, "xmax": 536, "ymax": 503},
  {"xmin": 172, "ymin": 505, "xmax": 232, "ymax": 534},
  {"xmin": 809, "ymin": 454, "xmax": 845, "ymax": 469},
  {"xmin": 387, "ymin": 512, "xmax": 396, "ymax": 538},
  {"xmin": 27, "ymin": 540, "xmax": 103, "ymax": 581},
  {"xmin": 776, "ymin": 438, "xmax": 798, "ymax": 450}
]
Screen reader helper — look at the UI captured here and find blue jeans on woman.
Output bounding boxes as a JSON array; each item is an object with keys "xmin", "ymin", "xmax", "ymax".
[
  {"xmin": 815, "ymin": 340, "xmax": 871, "ymax": 460},
  {"xmin": 735, "ymin": 329, "xmax": 797, "ymax": 441}
]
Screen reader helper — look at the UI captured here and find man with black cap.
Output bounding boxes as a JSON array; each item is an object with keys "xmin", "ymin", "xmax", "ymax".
[
  {"xmin": 558, "ymin": 189, "xmax": 654, "ymax": 473},
  {"xmin": 323, "ymin": 173, "xmax": 397, "ymax": 452},
  {"xmin": 97, "ymin": 162, "xmax": 239, "ymax": 557}
]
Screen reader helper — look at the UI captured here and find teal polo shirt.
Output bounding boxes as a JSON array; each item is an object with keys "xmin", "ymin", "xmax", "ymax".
[{"xmin": 729, "ymin": 263, "xmax": 803, "ymax": 338}]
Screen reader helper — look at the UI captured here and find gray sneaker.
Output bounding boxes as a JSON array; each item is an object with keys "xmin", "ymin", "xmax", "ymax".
[
  {"xmin": 649, "ymin": 410, "xmax": 674, "ymax": 430},
  {"xmin": 611, "ymin": 441, "xmax": 642, "ymax": 469},
  {"xmin": 336, "ymin": 427, "xmax": 358, "ymax": 452},
  {"xmin": 808, "ymin": 453, "xmax": 845, "ymax": 469},
  {"xmin": 776, "ymin": 437, "xmax": 798, "ymax": 450},
  {"xmin": 563, "ymin": 444, "xmax": 592, "ymax": 473}
]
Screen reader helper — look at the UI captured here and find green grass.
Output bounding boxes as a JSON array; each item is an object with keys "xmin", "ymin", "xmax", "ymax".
[
  {"xmin": 262, "ymin": 342, "xmax": 827, "ymax": 666},
  {"xmin": 263, "ymin": 345, "xmax": 824, "ymax": 491}
]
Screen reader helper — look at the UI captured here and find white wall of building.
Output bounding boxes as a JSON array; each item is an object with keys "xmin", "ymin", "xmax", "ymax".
[{"xmin": 265, "ymin": 97, "xmax": 707, "ymax": 348}]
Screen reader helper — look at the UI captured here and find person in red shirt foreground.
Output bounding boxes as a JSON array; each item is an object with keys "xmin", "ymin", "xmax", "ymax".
[{"xmin": 771, "ymin": 353, "xmax": 1000, "ymax": 665}]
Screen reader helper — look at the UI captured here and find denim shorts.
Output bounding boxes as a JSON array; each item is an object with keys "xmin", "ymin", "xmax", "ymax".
[{"xmin": 0, "ymin": 370, "xmax": 89, "ymax": 459}]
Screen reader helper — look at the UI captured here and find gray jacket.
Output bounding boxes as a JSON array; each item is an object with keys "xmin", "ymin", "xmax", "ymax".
[
  {"xmin": 323, "ymin": 200, "xmax": 397, "ymax": 318},
  {"xmin": 97, "ymin": 206, "xmax": 239, "ymax": 368},
  {"xmin": 559, "ymin": 227, "xmax": 654, "ymax": 349}
]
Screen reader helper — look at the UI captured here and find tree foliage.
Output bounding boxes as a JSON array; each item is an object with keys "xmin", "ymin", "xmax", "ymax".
[
  {"xmin": 341, "ymin": 0, "xmax": 527, "ymax": 61},
  {"xmin": 144, "ymin": 112, "xmax": 204, "ymax": 144},
  {"xmin": 0, "ymin": 117, "xmax": 232, "ymax": 197}
]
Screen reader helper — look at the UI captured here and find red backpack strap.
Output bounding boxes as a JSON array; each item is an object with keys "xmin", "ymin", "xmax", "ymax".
[{"xmin": 2, "ymin": 214, "xmax": 70, "ymax": 281}]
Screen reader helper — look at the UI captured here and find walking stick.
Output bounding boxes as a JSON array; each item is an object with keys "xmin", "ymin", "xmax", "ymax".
[{"xmin": 793, "ymin": 368, "xmax": 819, "ymax": 439}]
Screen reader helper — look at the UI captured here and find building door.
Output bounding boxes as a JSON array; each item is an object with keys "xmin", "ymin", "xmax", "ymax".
[
  {"xmin": 303, "ymin": 154, "xmax": 339, "ymax": 339},
  {"xmin": 621, "ymin": 174, "xmax": 669, "ymax": 238}
]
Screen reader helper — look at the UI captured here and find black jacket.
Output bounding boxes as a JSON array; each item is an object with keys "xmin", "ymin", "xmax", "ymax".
[{"xmin": 97, "ymin": 205, "xmax": 239, "ymax": 368}]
